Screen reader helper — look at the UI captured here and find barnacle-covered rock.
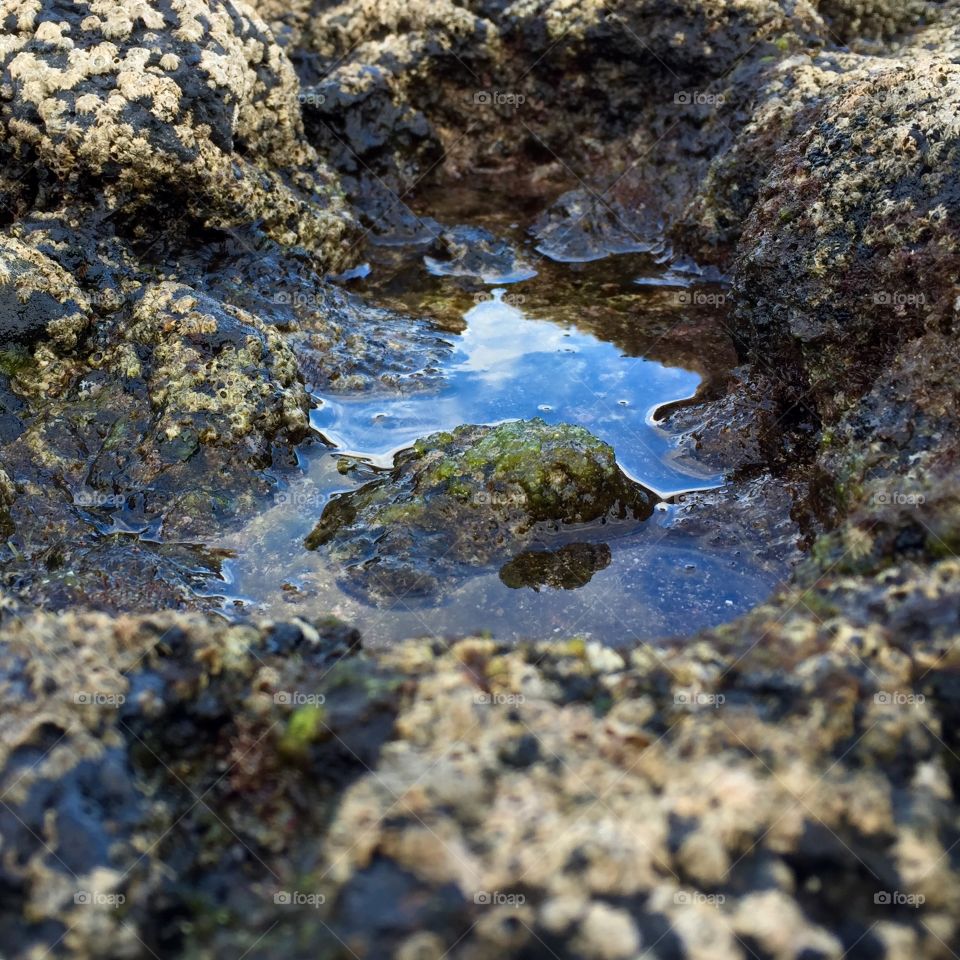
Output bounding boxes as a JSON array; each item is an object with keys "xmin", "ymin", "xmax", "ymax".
[
  {"xmin": 0, "ymin": 236, "xmax": 91, "ymax": 347},
  {"xmin": 0, "ymin": 0, "xmax": 354, "ymax": 262}
]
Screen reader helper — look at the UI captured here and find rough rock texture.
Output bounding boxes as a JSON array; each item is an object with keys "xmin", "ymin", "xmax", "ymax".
[
  {"xmin": 734, "ymin": 59, "xmax": 960, "ymax": 421},
  {"xmin": 0, "ymin": 0, "xmax": 353, "ymax": 257},
  {"xmin": 1, "ymin": 584, "xmax": 958, "ymax": 958},
  {"xmin": 0, "ymin": 235, "xmax": 91, "ymax": 346},
  {"xmin": 307, "ymin": 419, "xmax": 655, "ymax": 602},
  {"xmin": 0, "ymin": 0, "xmax": 459, "ymax": 608}
]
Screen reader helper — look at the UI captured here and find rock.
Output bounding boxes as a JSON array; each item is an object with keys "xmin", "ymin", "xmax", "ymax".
[
  {"xmin": 300, "ymin": 61, "xmax": 443, "ymax": 210},
  {"xmin": 306, "ymin": 419, "xmax": 655, "ymax": 602},
  {"xmin": 498, "ymin": 542, "xmax": 612, "ymax": 591},
  {"xmin": 0, "ymin": 466, "xmax": 12, "ymax": 499},
  {"xmin": 0, "ymin": 268, "xmax": 317, "ymax": 611},
  {"xmin": 0, "ymin": 0, "xmax": 354, "ymax": 263},
  {"xmin": 817, "ymin": 0, "xmax": 933, "ymax": 40},
  {"xmin": 531, "ymin": 189, "xmax": 665, "ymax": 263},
  {"xmin": 117, "ymin": 281, "xmax": 310, "ymax": 450},
  {"xmin": 734, "ymin": 59, "xmax": 960, "ymax": 422},
  {"xmin": 0, "ymin": 237, "xmax": 91, "ymax": 348},
  {"xmin": 424, "ymin": 225, "xmax": 536, "ymax": 282},
  {"xmin": 1, "ymin": 1, "xmax": 960, "ymax": 957},
  {"xmin": 575, "ymin": 902, "xmax": 641, "ymax": 959}
]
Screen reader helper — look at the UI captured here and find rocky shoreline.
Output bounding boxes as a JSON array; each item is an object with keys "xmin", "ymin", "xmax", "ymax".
[{"xmin": 2, "ymin": 0, "xmax": 959, "ymax": 957}]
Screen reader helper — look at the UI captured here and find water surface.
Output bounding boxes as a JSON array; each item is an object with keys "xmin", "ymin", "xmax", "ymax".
[{"xmin": 209, "ymin": 182, "xmax": 783, "ymax": 644}]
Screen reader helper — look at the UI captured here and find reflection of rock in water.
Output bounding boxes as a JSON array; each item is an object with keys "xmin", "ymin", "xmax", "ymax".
[{"xmin": 499, "ymin": 542, "xmax": 612, "ymax": 591}]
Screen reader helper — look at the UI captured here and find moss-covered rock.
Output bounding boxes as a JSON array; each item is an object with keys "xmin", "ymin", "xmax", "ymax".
[{"xmin": 306, "ymin": 419, "xmax": 655, "ymax": 602}]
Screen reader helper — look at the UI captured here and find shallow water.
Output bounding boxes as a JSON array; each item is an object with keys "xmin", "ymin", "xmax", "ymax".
[
  {"xmin": 311, "ymin": 291, "xmax": 710, "ymax": 494},
  {"xmin": 205, "ymin": 182, "xmax": 785, "ymax": 645}
]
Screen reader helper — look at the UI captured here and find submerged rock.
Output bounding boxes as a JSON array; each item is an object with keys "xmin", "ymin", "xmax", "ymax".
[
  {"xmin": 306, "ymin": 419, "xmax": 655, "ymax": 602},
  {"xmin": 499, "ymin": 541, "xmax": 613, "ymax": 591},
  {"xmin": 424, "ymin": 225, "xmax": 537, "ymax": 282},
  {"xmin": 531, "ymin": 190, "xmax": 665, "ymax": 263}
]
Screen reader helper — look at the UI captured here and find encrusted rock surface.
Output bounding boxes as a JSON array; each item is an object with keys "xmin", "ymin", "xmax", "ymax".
[
  {"xmin": 1, "ymin": 576, "xmax": 958, "ymax": 958},
  {"xmin": 0, "ymin": 0, "xmax": 354, "ymax": 257}
]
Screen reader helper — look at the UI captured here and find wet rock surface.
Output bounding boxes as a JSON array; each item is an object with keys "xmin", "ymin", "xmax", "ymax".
[
  {"xmin": 1, "ymin": 0, "xmax": 960, "ymax": 957},
  {"xmin": 307, "ymin": 419, "xmax": 655, "ymax": 603},
  {"xmin": 424, "ymin": 224, "xmax": 536, "ymax": 282}
]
